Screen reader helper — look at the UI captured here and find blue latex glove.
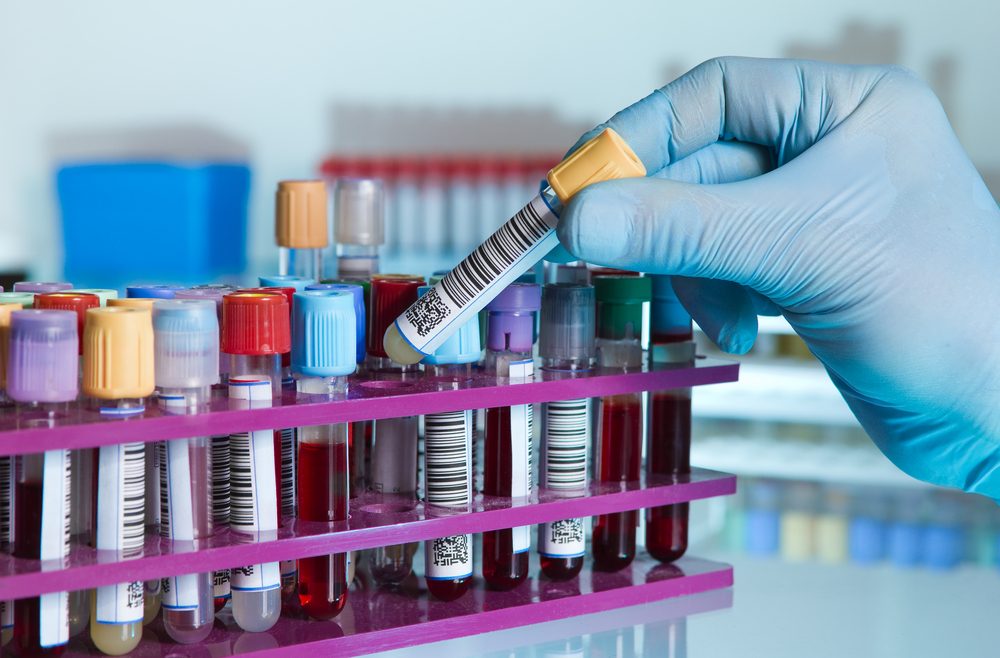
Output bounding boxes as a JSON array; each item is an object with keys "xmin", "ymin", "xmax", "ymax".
[{"xmin": 558, "ymin": 57, "xmax": 1000, "ymax": 498}]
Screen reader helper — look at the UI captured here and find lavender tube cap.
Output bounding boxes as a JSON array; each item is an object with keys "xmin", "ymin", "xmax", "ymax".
[
  {"xmin": 7, "ymin": 309, "xmax": 79, "ymax": 402},
  {"xmin": 486, "ymin": 283, "xmax": 540, "ymax": 353}
]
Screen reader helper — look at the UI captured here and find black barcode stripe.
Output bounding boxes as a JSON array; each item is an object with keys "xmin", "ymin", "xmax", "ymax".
[
  {"xmin": 0, "ymin": 456, "xmax": 11, "ymax": 549},
  {"xmin": 543, "ymin": 399, "xmax": 589, "ymax": 489},
  {"xmin": 211, "ymin": 436, "xmax": 230, "ymax": 527},
  {"xmin": 424, "ymin": 411, "xmax": 471, "ymax": 507},
  {"xmin": 122, "ymin": 442, "xmax": 146, "ymax": 553},
  {"xmin": 440, "ymin": 201, "xmax": 550, "ymax": 307},
  {"xmin": 61, "ymin": 451, "xmax": 71, "ymax": 558},
  {"xmin": 526, "ymin": 403, "xmax": 534, "ymax": 496},
  {"xmin": 280, "ymin": 429, "xmax": 295, "ymax": 518}
]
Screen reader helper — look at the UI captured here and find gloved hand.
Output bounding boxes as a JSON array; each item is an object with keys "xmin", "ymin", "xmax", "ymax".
[{"xmin": 558, "ymin": 57, "xmax": 1000, "ymax": 499}]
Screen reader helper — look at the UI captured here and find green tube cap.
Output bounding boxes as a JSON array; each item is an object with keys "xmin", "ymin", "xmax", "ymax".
[{"xmin": 594, "ymin": 275, "xmax": 650, "ymax": 340}]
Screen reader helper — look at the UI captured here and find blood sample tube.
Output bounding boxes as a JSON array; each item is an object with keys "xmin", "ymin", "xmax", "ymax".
[
  {"xmin": 33, "ymin": 293, "xmax": 101, "ymax": 634},
  {"xmin": 419, "ymin": 285, "xmax": 481, "ymax": 600},
  {"xmin": 174, "ymin": 288, "xmax": 234, "ymax": 610},
  {"xmin": 482, "ymin": 283, "xmax": 540, "ymax": 590},
  {"xmin": 82, "ymin": 306, "xmax": 154, "ymax": 655},
  {"xmin": 0, "ymin": 303, "xmax": 16, "ymax": 648},
  {"xmin": 152, "ymin": 300, "xmax": 219, "ymax": 644},
  {"xmin": 385, "ymin": 129, "xmax": 645, "ymax": 366},
  {"xmin": 537, "ymin": 283, "xmax": 596, "ymax": 580},
  {"xmin": 366, "ymin": 275, "xmax": 424, "ymax": 585},
  {"xmin": 276, "ymin": 180, "xmax": 328, "ymax": 281},
  {"xmin": 71, "ymin": 289, "xmax": 118, "ymax": 306},
  {"xmin": 8, "ymin": 310, "xmax": 76, "ymax": 657},
  {"xmin": 221, "ymin": 292, "xmax": 289, "ymax": 632},
  {"xmin": 126, "ymin": 284, "xmax": 186, "ymax": 299},
  {"xmin": 333, "ymin": 177, "xmax": 385, "ymax": 279},
  {"xmin": 592, "ymin": 276, "xmax": 650, "ymax": 572},
  {"xmin": 291, "ymin": 290, "xmax": 356, "ymax": 619},
  {"xmin": 12, "ymin": 282, "xmax": 72, "ymax": 294},
  {"xmin": 646, "ymin": 276, "xmax": 694, "ymax": 563}
]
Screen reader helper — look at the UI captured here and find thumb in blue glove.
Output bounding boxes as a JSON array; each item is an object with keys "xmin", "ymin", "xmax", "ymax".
[{"xmin": 558, "ymin": 57, "xmax": 1000, "ymax": 499}]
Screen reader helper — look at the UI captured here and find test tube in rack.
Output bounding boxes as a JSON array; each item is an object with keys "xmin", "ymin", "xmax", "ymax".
[
  {"xmin": 291, "ymin": 289, "xmax": 356, "ymax": 619},
  {"xmin": 333, "ymin": 177, "xmax": 385, "ymax": 279},
  {"xmin": 482, "ymin": 283, "xmax": 540, "ymax": 590},
  {"xmin": 276, "ymin": 180, "xmax": 328, "ymax": 281},
  {"xmin": 0, "ymin": 302, "xmax": 20, "ymax": 648},
  {"xmin": 152, "ymin": 299, "xmax": 219, "ymax": 644},
  {"xmin": 537, "ymin": 283, "xmax": 596, "ymax": 581},
  {"xmin": 82, "ymin": 306, "xmax": 154, "ymax": 655},
  {"xmin": 221, "ymin": 291, "xmax": 289, "ymax": 632},
  {"xmin": 419, "ymin": 285, "xmax": 482, "ymax": 601}
]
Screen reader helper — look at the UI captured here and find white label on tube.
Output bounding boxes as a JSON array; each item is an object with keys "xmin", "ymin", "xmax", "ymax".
[
  {"xmin": 38, "ymin": 450, "xmax": 70, "ymax": 647},
  {"xmin": 96, "ymin": 442, "xmax": 145, "ymax": 624},
  {"xmin": 509, "ymin": 359, "xmax": 534, "ymax": 553},
  {"xmin": 540, "ymin": 518, "xmax": 586, "ymax": 559},
  {"xmin": 395, "ymin": 195, "xmax": 558, "ymax": 356},
  {"xmin": 160, "ymin": 440, "xmax": 200, "ymax": 610},
  {"xmin": 213, "ymin": 569, "xmax": 231, "ymax": 601},
  {"xmin": 426, "ymin": 533, "xmax": 473, "ymax": 580},
  {"xmin": 0, "ymin": 456, "xmax": 12, "ymax": 547},
  {"xmin": 227, "ymin": 377, "xmax": 281, "ymax": 593},
  {"xmin": 542, "ymin": 399, "xmax": 589, "ymax": 490},
  {"xmin": 0, "ymin": 600, "xmax": 11, "ymax": 630}
]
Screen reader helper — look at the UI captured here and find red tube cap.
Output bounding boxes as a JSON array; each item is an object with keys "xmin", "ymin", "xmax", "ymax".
[
  {"xmin": 368, "ymin": 276, "xmax": 425, "ymax": 358},
  {"xmin": 222, "ymin": 292, "xmax": 290, "ymax": 355}
]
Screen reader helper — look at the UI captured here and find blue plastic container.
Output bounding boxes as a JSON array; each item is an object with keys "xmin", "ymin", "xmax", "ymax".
[{"xmin": 57, "ymin": 162, "xmax": 250, "ymax": 289}]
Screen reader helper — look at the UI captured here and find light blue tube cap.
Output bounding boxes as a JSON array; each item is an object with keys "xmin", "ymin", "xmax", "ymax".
[
  {"xmin": 650, "ymin": 275, "xmax": 691, "ymax": 335},
  {"xmin": 292, "ymin": 290, "xmax": 357, "ymax": 377},
  {"xmin": 259, "ymin": 275, "xmax": 316, "ymax": 291},
  {"xmin": 305, "ymin": 283, "xmax": 365, "ymax": 363},
  {"xmin": 151, "ymin": 299, "xmax": 220, "ymax": 388},
  {"xmin": 418, "ymin": 285, "xmax": 482, "ymax": 365},
  {"xmin": 127, "ymin": 284, "xmax": 187, "ymax": 299}
]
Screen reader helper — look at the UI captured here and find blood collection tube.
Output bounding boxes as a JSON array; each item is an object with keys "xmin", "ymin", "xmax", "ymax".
[
  {"xmin": 333, "ymin": 177, "xmax": 385, "ymax": 279},
  {"xmin": 175, "ymin": 289, "xmax": 234, "ymax": 613},
  {"xmin": 276, "ymin": 180, "xmax": 328, "ymax": 281},
  {"xmin": 0, "ymin": 304, "xmax": 15, "ymax": 648},
  {"xmin": 482, "ymin": 283, "xmax": 540, "ymax": 590},
  {"xmin": 385, "ymin": 129, "xmax": 645, "ymax": 366},
  {"xmin": 645, "ymin": 276, "xmax": 694, "ymax": 563},
  {"xmin": 221, "ymin": 292, "xmax": 289, "ymax": 632},
  {"xmin": 419, "ymin": 285, "xmax": 481, "ymax": 601},
  {"xmin": 291, "ymin": 290, "xmax": 356, "ymax": 619},
  {"xmin": 71, "ymin": 289, "xmax": 118, "ymax": 306},
  {"xmin": 12, "ymin": 282, "xmax": 72, "ymax": 294},
  {"xmin": 152, "ymin": 299, "xmax": 219, "ymax": 644},
  {"xmin": 7, "ymin": 310, "xmax": 76, "ymax": 657},
  {"xmin": 591, "ymin": 276, "xmax": 650, "ymax": 572},
  {"xmin": 537, "ymin": 283, "xmax": 596, "ymax": 580},
  {"xmin": 82, "ymin": 306, "xmax": 154, "ymax": 655},
  {"xmin": 366, "ymin": 275, "xmax": 424, "ymax": 585},
  {"xmin": 126, "ymin": 284, "xmax": 186, "ymax": 299}
]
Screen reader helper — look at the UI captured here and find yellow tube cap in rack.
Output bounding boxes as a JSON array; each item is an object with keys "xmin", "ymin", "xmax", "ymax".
[
  {"xmin": 83, "ymin": 307, "xmax": 155, "ymax": 399},
  {"xmin": 0, "ymin": 303, "xmax": 23, "ymax": 389},
  {"xmin": 108, "ymin": 297, "xmax": 155, "ymax": 310},
  {"xmin": 276, "ymin": 180, "xmax": 329, "ymax": 249},
  {"xmin": 546, "ymin": 128, "xmax": 646, "ymax": 204}
]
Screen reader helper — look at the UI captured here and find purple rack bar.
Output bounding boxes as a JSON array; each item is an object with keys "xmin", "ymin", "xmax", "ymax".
[
  {"xmin": 58, "ymin": 555, "xmax": 733, "ymax": 657},
  {"xmin": 0, "ymin": 357, "xmax": 737, "ymax": 456},
  {"xmin": 0, "ymin": 469, "xmax": 734, "ymax": 599}
]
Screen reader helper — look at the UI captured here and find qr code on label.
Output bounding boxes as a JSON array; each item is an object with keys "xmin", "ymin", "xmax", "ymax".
[
  {"xmin": 432, "ymin": 535, "xmax": 469, "ymax": 567},
  {"xmin": 406, "ymin": 287, "xmax": 452, "ymax": 337},
  {"xmin": 550, "ymin": 519, "xmax": 583, "ymax": 545}
]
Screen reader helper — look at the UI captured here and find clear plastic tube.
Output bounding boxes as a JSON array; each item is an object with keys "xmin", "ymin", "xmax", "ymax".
[
  {"xmin": 158, "ymin": 387, "xmax": 214, "ymax": 644},
  {"xmin": 279, "ymin": 247, "xmax": 323, "ymax": 281},
  {"xmin": 226, "ymin": 354, "xmax": 282, "ymax": 633}
]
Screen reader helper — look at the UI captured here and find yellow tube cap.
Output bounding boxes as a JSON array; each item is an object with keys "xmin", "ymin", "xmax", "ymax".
[
  {"xmin": 107, "ymin": 297, "xmax": 155, "ymax": 310},
  {"xmin": 0, "ymin": 303, "xmax": 23, "ymax": 389},
  {"xmin": 546, "ymin": 128, "xmax": 646, "ymax": 204},
  {"xmin": 276, "ymin": 180, "xmax": 329, "ymax": 249},
  {"xmin": 83, "ymin": 307, "xmax": 155, "ymax": 399}
]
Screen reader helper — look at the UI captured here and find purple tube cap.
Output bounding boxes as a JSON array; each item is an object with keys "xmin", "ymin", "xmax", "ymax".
[
  {"xmin": 7, "ymin": 309, "xmax": 78, "ymax": 402},
  {"xmin": 486, "ymin": 282, "xmax": 541, "ymax": 313},
  {"xmin": 13, "ymin": 281, "xmax": 72, "ymax": 294}
]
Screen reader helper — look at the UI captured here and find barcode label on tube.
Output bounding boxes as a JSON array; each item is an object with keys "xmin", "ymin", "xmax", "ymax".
[
  {"xmin": 212, "ymin": 435, "xmax": 230, "ymax": 526},
  {"xmin": 396, "ymin": 196, "xmax": 558, "ymax": 354},
  {"xmin": 0, "ymin": 456, "xmax": 11, "ymax": 548},
  {"xmin": 426, "ymin": 533, "xmax": 473, "ymax": 580},
  {"xmin": 230, "ymin": 562, "xmax": 281, "ymax": 592},
  {"xmin": 213, "ymin": 569, "xmax": 231, "ymax": 601},
  {"xmin": 228, "ymin": 378, "xmax": 278, "ymax": 534},
  {"xmin": 0, "ymin": 600, "xmax": 10, "ymax": 631},
  {"xmin": 160, "ymin": 440, "xmax": 200, "ymax": 610},
  {"xmin": 540, "ymin": 518, "xmax": 586, "ymax": 558},
  {"xmin": 509, "ymin": 363, "xmax": 533, "ymax": 553},
  {"xmin": 542, "ymin": 399, "xmax": 589, "ymax": 489},
  {"xmin": 96, "ymin": 442, "xmax": 145, "ymax": 624},
  {"xmin": 280, "ymin": 428, "xmax": 295, "ymax": 518},
  {"xmin": 424, "ymin": 410, "xmax": 472, "ymax": 507},
  {"xmin": 39, "ymin": 449, "xmax": 70, "ymax": 647}
]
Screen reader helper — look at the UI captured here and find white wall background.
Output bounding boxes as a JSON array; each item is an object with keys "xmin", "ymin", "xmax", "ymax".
[{"xmin": 1, "ymin": 0, "xmax": 996, "ymax": 278}]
